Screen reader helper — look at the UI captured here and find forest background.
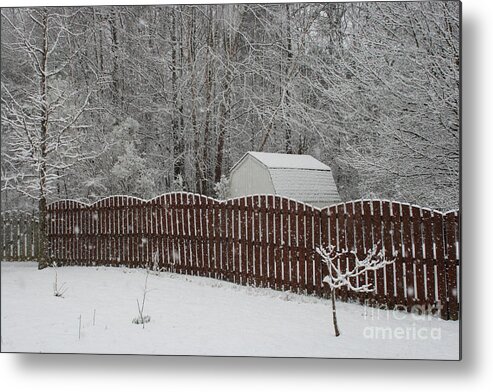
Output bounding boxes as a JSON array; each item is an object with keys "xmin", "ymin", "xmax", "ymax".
[{"xmin": 1, "ymin": 1, "xmax": 460, "ymax": 212}]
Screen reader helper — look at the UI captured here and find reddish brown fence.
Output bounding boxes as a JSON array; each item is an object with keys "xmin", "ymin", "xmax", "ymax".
[
  {"xmin": 45, "ymin": 193, "xmax": 460, "ymax": 320},
  {"xmin": 1, "ymin": 212, "xmax": 39, "ymax": 261}
]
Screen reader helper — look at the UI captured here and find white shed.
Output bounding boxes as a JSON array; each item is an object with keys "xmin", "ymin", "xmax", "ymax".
[{"xmin": 228, "ymin": 151, "xmax": 341, "ymax": 208}]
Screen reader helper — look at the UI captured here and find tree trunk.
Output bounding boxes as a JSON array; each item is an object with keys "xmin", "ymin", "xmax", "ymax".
[
  {"xmin": 284, "ymin": 4, "xmax": 293, "ymax": 154},
  {"xmin": 331, "ymin": 288, "xmax": 341, "ymax": 337},
  {"xmin": 38, "ymin": 9, "xmax": 50, "ymax": 270},
  {"xmin": 37, "ymin": 195, "xmax": 49, "ymax": 269},
  {"xmin": 201, "ymin": 8, "xmax": 214, "ymax": 195},
  {"xmin": 170, "ymin": 10, "xmax": 183, "ymax": 186},
  {"xmin": 186, "ymin": 8, "xmax": 201, "ymax": 194},
  {"xmin": 214, "ymin": 101, "xmax": 226, "ymax": 184},
  {"xmin": 108, "ymin": 11, "xmax": 121, "ymax": 107}
]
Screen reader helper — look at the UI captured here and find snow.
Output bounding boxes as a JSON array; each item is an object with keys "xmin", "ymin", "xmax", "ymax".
[
  {"xmin": 269, "ymin": 168, "xmax": 341, "ymax": 205},
  {"xmin": 1, "ymin": 262, "xmax": 459, "ymax": 359},
  {"xmin": 248, "ymin": 151, "xmax": 330, "ymax": 170}
]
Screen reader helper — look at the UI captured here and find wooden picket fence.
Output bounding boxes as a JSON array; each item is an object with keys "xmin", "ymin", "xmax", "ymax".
[
  {"xmin": 42, "ymin": 193, "xmax": 460, "ymax": 320},
  {"xmin": 1, "ymin": 211, "xmax": 39, "ymax": 261}
]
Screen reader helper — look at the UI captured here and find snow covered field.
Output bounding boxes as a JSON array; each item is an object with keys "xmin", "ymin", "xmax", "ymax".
[{"xmin": 1, "ymin": 262, "xmax": 459, "ymax": 359}]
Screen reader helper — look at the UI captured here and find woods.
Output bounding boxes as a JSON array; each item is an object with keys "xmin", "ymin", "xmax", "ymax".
[{"xmin": 1, "ymin": 2, "xmax": 460, "ymax": 212}]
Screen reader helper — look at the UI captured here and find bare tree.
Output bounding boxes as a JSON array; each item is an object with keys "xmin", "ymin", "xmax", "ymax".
[{"xmin": 316, "ymin": 243, "xmax": 396, "ymax": 337}]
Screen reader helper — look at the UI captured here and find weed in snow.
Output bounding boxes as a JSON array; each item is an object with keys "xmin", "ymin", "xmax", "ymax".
[
  {"xmin": 52, "ymin": 262, "xmax": 68, "ymax": 297},
  {"xmin": 133, "ymin": 265, "xmax": 151, "ymax": 328}
]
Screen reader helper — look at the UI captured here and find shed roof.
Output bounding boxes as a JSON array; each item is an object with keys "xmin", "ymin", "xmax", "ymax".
[
  {"xmin": 246, "ymin": 151, "xmax": 330, "ymax": 170},
  {"xmin": 231, "ymin": 152, "xmax": 340, "ymax": 204}
]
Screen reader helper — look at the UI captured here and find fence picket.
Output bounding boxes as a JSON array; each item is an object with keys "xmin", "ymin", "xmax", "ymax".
[
  {"xmin": 163, "ymin": 194, "xmax": 171, "ymax": 270},
  {"xmin": 251, "ymin": 196, "xmax": 260, "ymax": 286},
  {"xmin": 297, "ymin": 202, "xmax": 306, "ymax": 293},
  {"xmin": 345, "ymin": 202, "xmax": 356, "ymax": 301},
  {"xmin": 213, "ymin": 198, "xmax": 221, "ymax": 279},
  {"xmin": 191, "ymin": 195, "xmax": 200, "ymax": 276},
  {"xmin": 313, "ymin": 208, "xmax": 323, "ymax": 296},
  {"xmin": 401, "ymin": 204, "xmax": 414, "ymax": 311},
  {"xmin": 305, "ymin": 204, "xmax": 314, "ymax": 295},
  {"xmin": 274, "ymin": 196, "xmax": 283, "ymax": 290},
  {"xmin": 289, "ymin": 200, "xmax": 298, "ymax": 293},
  {"xmin": 0, "ymin": 212, "xmax": 4, "ymax": 260},
  {"xmin": 337, "ymin": 203, "xmax": 348, "ymax": 301},
  {"xmin": 232, "ymin": 198, "xmax": 241, "ymax": 283},
  {"xmin": 18, "ymin": 214, "xmax": 25, "ymax": 261},
  {"xmin": 182, "ymin": 194, "xmax": 191, "ymax": 274},
  {"xmin": 267, "ymin": 196, "xmax": 275, "ymax": 288},
  {"xmin": 372, "ymin": 201, "xmax": 385, "ymax": 304},
  {"xmin": 239, "ymin": 197, "xmax": 247, "ymax": 285},
  {"xmin": 281, "ymin": 198, "xmax": 290, "ymax": 290},
  {"xmin": 422, "ymin": 209, "xmax": 435, "ymax": 308},
  {"xmin": 445, "ymin": 211, "xmax": 459, "ymax": 320},
  {"xmin": 391, "ymin": 203, "xmax": 405, "ymax": 307},
  {"xmin": 353, "ymin": 201, "xmax": 365, "ymax": 304},
  {"xmin": 226, "ymin": 199, "xmax": 234, "ymax": 282},
  {"xmin": 412, "ymin": 206, "xmax": 426, "ymax": 309},
  {"xmin": 381, "ymin": 201, "xmax": 394, "ymax": 307},
  {"xmin": 260, "ymin": 195, "xmax": 269, "ymax": 288},
  {"xmin": 320, "ymin": 207, "xmax": 330, "ymax": 298},
  {"xmin": 206, "ymin": 197, "xmax": 215, "ymax": 278},
  {"xmin": 362, "ymin": 202, "xmax": 374, "ymax": 305},
  {"xmin": 12, "ymin": 212, "xmax": 19, "ymax": 261}
]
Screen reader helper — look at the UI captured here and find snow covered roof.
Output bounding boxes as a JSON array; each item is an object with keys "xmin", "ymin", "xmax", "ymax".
[
  {"xmin": 231, "ymin": 151, "xmax": 341, "ymax": 205},
  {"xmin": 269, "ymin": 168, "xmax": 340, "ymax": 204},
  {"xmin": 246, "ymin": 151, "xmax": 330, "ymax": 170}
]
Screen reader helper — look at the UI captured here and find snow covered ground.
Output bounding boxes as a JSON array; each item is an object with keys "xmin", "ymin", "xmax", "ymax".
[{"xmin": 1, "ymin": 261, "xmax": 459, "ymax": 359}]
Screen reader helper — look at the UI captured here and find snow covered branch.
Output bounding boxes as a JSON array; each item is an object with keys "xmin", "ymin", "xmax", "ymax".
[{"xmin": 316, "ymin": 243, "xmax": 396, "ymax": 293}]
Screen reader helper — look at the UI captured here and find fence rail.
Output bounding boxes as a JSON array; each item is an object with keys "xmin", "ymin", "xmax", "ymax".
[
  {"xmin": 40, "ymin": 193, "xmax": 460, "ymax": 320},
  {"xmin": 1, "ymin": 211, "xmax": 39, "ymax": 261}
]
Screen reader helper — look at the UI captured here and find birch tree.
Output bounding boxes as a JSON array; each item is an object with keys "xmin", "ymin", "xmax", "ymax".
[{"xmin": 1, "ymin": 8, "xmax": 97, "ymax": 268}]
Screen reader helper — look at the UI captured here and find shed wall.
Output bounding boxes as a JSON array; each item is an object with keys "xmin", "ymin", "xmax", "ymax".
[{"xmin": 229, "ymin": 155, "xmax": 274, "ymax": 198}]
